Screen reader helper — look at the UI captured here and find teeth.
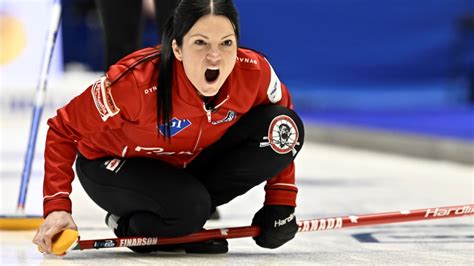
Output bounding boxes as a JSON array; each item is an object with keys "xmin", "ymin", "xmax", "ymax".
[{"xmin": 207, "ymin": 67, "xmax": 219, "ymax": 70}]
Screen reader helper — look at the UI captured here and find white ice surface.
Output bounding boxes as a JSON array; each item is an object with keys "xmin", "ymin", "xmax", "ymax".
[{"xmin": 1, "ymin": 141, "xmax": 473, "ymax": 265}]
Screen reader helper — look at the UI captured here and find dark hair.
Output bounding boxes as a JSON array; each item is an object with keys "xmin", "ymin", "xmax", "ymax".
[{"xmin": 158, "ymin": 0, "xmax": 240, "ymax": 138}]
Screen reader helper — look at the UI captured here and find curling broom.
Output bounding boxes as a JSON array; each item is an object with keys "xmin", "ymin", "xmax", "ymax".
[
  {"xmin": 39, "ymin": 204, "xmax": 473, "ymax": 255},
  {"xmin": 0, "ymin": 0, "xmax": 61, "ymax": 230}
]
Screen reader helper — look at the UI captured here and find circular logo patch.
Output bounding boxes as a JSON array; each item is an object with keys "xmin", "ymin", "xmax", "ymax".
[{"xmin": 267, "ymin": 115, "xmax": 299, "ymax": 154}]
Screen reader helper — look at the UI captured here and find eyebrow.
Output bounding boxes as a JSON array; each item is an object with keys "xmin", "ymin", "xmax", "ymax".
[{"xmin": 190, "ymin": 33, "xmax": 235, "ymax": 39}]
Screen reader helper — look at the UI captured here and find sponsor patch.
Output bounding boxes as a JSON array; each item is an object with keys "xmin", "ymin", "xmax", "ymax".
[
  {"xmin": 266, "ymin": 61, "xmax": 282, "ymax": 103},
  {"xmin": 93, "ymin": 240, "xmax": 116, "ymax": 248},
  {"xmin": 259, "ymin": 115, "xmax": 300, "ymax": 156},
  {"xmin": 144, "ymin": 85, "xmax": 157, "ymax": 95},
  {"xmin": 158, "ymin": 117, "xmax": 191, "ymax": 137},
  {"xmin": 211, "ymin": 110, "xmax": 237, "ymax": 125},
  {"xmin": 134, "ymin": 146, "xmax": 194, "ymax": 156},
  {"xmin": 91, "ymin": 76, "xmax": 120, "ymax": 121},
  {"xmin": 104, "ymin": 158, "xmax": 125, "ymax": 173},
  {"xmin": 236, "ymin": 57, "xmax": 258, "ymax": 65}
]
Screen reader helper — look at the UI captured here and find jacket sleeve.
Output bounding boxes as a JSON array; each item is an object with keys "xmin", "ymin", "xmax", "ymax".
[
  {"xmin": 43, "ymin": 68, "xmax": 141, "ymax": 217},
  {"xmin": 257, "ymin": 56, "xmax": 298, "ymax": 207}
]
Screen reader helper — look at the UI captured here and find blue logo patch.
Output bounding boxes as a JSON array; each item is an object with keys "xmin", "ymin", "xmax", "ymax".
[{"xmin": 159, "ymin": 118, "xmax": 191, "ymax": 137}]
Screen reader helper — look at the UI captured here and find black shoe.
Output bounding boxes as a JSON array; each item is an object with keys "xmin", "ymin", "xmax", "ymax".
[
  {"xmin": 105, "ymin": 213, "xmax": 158, "ymax": 253},
  {"xmin": 126, "ymin": 238, "xmax": 229, "ymax": 254},
  {"xmin": 184, "ymin": 239, "xmax": 228, "ymax": 254},
  {"xmin": 158, "ymin": 239, "xmax": 228, "ymax": 254}
]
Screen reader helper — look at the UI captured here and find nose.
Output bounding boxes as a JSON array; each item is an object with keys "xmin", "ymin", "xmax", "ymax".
[{"xmin": 206, "ymin": 48, "xmax": 221, "ymax": 64}]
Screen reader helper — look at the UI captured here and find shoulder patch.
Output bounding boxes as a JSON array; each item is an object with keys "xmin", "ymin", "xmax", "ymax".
[
  {"xmin": 266, "ymin": 60, "xmax": 282, "ymax": 103},
  {"xmin": 91, "ymin": 76, "xmax": 120, "ymax": 121}
]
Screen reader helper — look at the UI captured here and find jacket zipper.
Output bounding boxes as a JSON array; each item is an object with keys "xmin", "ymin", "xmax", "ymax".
[
  {"xmin": 202, "ymin": 95, "xmax": 230, "ymax": 122},
  {"xmin": 187, "ymin": 95, "xmax": 230, "ymax": 168}
]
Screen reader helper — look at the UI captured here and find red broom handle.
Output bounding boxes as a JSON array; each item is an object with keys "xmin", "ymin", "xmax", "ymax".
[{"xmin": 74, "ymin": 204, "xmax": 473, "ymax": 250}]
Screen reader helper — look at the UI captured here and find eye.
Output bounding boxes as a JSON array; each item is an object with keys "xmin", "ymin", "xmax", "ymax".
[
  {"xmin": 222, "ymin": 40, "xmax": 233, "ymax": 46},
  {"xmin": 194, "ymin": 40, "xmax": 206, "ymax": 46}
]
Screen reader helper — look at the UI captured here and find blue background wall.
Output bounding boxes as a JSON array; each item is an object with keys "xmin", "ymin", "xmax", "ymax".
[
  {"xmin": 61, "ymin": 0, "xmax": 474, "ymax": 140},
  {"xmin": 63, "ymin": 0, "xmax": 474, "ymax": 104},
  {"xmin": 238, "ymin": 0, "xmax": 472, "ymax": 85},
  {"xmin": 236, "ymin": 0, "xmax": 474, "ymax": 109}
]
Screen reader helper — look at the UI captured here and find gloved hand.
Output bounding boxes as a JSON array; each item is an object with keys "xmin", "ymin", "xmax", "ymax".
[{"xmin": 251, "ymin": 205, "xmax": 298, "ymax": 249}]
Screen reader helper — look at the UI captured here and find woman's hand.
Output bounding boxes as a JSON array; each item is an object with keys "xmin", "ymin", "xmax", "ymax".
[
  {"xmin": 32, "ymin": 211, "xmax": 78, "ymax": 254},
  {"xmin": 251, "ymin": 205, "xmax": 298, "ymax": 249}
]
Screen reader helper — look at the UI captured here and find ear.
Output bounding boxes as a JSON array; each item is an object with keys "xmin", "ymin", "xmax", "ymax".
[{"xmin": 172, "ymin": 40, "xmax": 183, "ymax": 61}]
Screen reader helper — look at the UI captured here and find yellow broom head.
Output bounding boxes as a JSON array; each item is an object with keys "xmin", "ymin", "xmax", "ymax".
[{"xmin": 0, "ymin": 216, "xmax": 44, "ymax": 230}]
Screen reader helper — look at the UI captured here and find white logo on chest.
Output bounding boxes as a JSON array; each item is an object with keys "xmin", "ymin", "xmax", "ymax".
[{"xmin": 134, "ymin": 146, "xmax": 194, "ymax": 156}]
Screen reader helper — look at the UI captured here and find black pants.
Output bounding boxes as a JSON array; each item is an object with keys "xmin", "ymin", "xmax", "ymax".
[
  {"xmin": 76, "ymin": 105, "xmax": 304, "ymax": 237},
  {"xmin": 95, "ymin": 0, "xmax": 180, "ymax": 68}
]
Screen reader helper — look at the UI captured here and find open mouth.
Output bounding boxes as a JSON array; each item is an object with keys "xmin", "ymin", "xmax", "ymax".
[{"xmin": 205, "ymin": 68, "xmax": 220, "ymax": 83}]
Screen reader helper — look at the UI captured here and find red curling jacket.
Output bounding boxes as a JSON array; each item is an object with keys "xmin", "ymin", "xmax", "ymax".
[{"xmin": 43, "ymin": 47, "xmax": 298, "ymax": 217}]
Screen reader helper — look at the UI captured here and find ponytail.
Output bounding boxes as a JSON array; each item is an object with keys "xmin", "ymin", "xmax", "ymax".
[{"xmin": 157, "ymin": 13, "xmax": 175, "ymax": 139}]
